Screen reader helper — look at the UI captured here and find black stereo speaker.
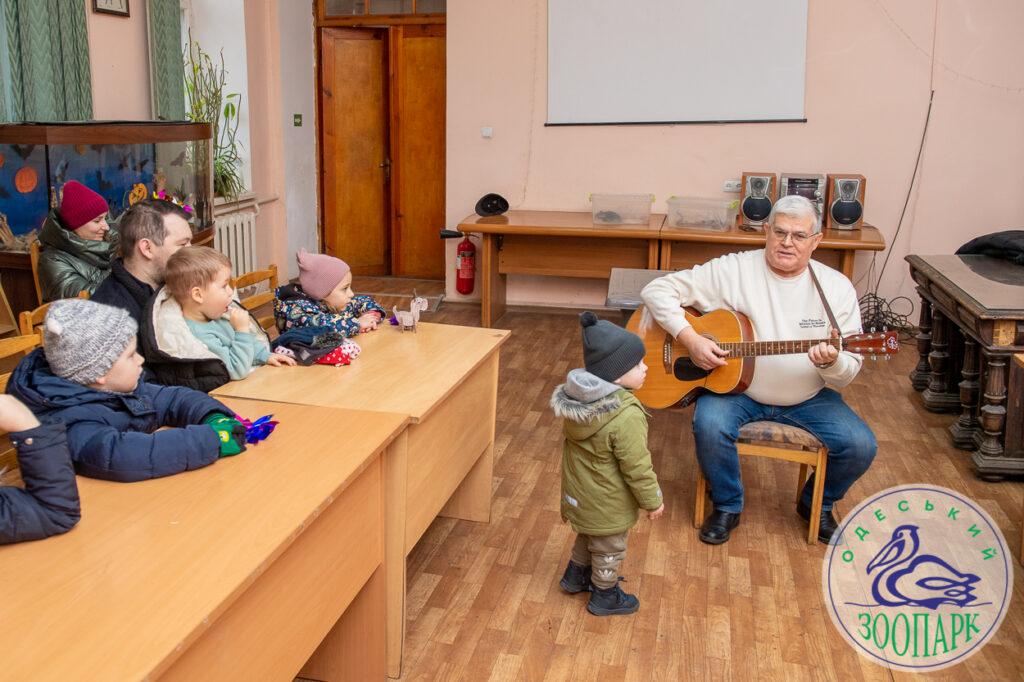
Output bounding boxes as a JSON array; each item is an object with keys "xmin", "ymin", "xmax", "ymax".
[
  {"xmin": 738, "ymin": 172, "xmax": 777, "ymax": 230},
  {"xmin": 826, "ymin": 174, "xmax": 866, "ymax": 230}
]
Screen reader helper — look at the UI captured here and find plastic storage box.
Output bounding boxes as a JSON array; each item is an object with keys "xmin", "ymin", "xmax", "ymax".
[
  {"xmin": 590, "ymin": 193, "xmax": 653, "ymax": 225},
  {"xmin": 666, "ymin": 197, "xmax": 737, "ymax": 231}
]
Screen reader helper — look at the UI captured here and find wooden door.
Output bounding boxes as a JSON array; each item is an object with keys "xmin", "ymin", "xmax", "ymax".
[
  {"xmin": 320, "ymin": 28, "xmax": 389, "ymax": 275},
  {"xmin": 391, "ymin": 24, "xmax": 446, "ymax": 279}
]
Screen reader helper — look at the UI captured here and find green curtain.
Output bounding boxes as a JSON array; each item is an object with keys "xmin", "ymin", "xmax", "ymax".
[
  {"xmin": 0, "ymin": 0, "xmax": 92, "ymax": 121},
  {"xmin": 148, "ymin": 0, "xmax": 185, "ymax": 120}
]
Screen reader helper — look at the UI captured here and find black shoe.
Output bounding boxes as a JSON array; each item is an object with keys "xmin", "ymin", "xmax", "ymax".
[
  {"xmin": 587, "ymin": 579, "xmax": 639, "ymax": 616},
  {"xmin": 559, "ymin": 560, "xmax": 592, "ymax": 594},
  {"xmin": 797, "ymin": 499, "xmax": 839, "ymax": 544},
  {"xmin": 698, "ymin": 509, "xmax": 741, "ymax": 545}
]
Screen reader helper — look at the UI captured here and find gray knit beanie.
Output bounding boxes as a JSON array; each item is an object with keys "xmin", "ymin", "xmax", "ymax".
[
  {"xmin": 579, "ymin": 311, "xmax": 646, "ymax": 382},
  {"xmin": 43, "ymin": 299, "xmax": 137, "ymax": 385}
]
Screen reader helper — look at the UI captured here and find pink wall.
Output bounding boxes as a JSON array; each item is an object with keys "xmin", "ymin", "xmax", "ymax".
[
  {"xmin": 446, "ymin": 0, "xmax": 1024, "ymax": 310},
  {"xmin": 86, "ymin": 0, "xmax": 152, "ymax": 119}
]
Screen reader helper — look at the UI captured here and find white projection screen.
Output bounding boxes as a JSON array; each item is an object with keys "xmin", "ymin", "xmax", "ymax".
[{"xmin": 547, "ymin": 0, "xmax": 808, "ymax": 125}]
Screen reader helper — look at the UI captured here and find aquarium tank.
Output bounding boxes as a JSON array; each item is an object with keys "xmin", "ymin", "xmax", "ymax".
[{"xmin": 0, "ymin": 121, "xmax": 214, "ymax": 251}]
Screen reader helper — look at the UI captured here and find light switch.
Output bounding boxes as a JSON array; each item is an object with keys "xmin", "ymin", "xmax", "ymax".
[
  {"xmin": 481, "ymin": 126, "xmax": 493, "ymax": 139},
  {"xmin": 293, "ymin": 114, "xmax": 302, "ymax": 127}
]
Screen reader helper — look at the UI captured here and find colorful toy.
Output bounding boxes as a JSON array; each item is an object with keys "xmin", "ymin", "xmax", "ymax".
[{"xmin": 234, "ymin": 414, "xmax": 280, "ymax": 445}]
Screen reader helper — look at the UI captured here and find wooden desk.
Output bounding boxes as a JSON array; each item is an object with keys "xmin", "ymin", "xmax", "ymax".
[
  {"xmin": 906, "ymin": 255, "xmax": 1024, "ymax": 479},
  {"xmin": 458, "ymin": 210, "xmax": 663, "ymax": 327},
  {"xmin": 659, "ymin": 222, "xmax": 886, "ymax": 280},
  {"xmin": 0, "ymin": 398, "xmax": 407, "ymax": 681},
  {"xmin": 212, "ymin": 322, "xmax": 510, "ymax": 677}
]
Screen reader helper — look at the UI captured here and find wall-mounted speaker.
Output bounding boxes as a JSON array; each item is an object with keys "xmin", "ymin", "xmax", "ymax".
[
  {"xmin": 738, "ymin": 172, "xmax": 777, "ymax": 230},
  {"xmin": 826, "ymin": 174, "xmax": 866, "ymax": 231}
]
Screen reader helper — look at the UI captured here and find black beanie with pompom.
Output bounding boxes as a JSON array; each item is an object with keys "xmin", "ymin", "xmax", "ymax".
[{"xmin": 579, "ymin": 311, "xmax": 646, "ymax": 382}]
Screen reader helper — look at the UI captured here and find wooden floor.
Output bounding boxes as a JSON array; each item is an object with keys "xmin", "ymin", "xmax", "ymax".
[{"xmin": 387, "ymin": 304, "xmax": 1024, "ymax": 682}]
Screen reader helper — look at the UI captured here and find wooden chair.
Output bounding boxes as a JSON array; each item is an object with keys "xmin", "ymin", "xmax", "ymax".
[
  {"xmin": 29, "ymin": 240, "xmax": 43, "ymax": 306},
  {"xmin": 693, "ymin": 421, "xmax": 828, "ymax": 545},
  {"xmin": 232, "ymin": 264, "xmax": 278, "ymax": 332},
  {"xmin": 0, "ymin": 331, "xmax": 42, "ymax": 486},
  {"xmin": 19, "ymin": 291, "xmax": 89, "ymax": 339}
]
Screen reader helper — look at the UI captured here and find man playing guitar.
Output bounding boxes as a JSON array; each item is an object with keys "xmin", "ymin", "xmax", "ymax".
[{"xmin": 641, "ymin": 195, "xmax": 877, "ymax": 545}]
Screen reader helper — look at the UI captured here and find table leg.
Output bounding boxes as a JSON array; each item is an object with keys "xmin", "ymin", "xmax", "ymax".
[
  {"xmin": 659, "ymin": 241, "xmax": 672, "ymax": 270},
  {"xmin": 971, "ymin": 351, "xmax": 1023, "ymax": 479},
  {"xmin": 439, "ymin": 442, "xmax": 493, "ymax": 523},
  {"xmin": 647, "ymin": 239, "xmax": 660, "ymax": 269},
  {"xmin": 922, "ymin": 307, "xmax": 960, "ymax": 412},
  {"xmin": 839, "ymin": 251, "xmax": 854, "ymax": 280},
  {"xmin": 949, "ymin": 330, "xmax": 980, "ymax": 450},
  {"xmin": 481, "ymin": 233, "xmax": 507, "ymax": 328},
  {"xmin": 909, "ymin": 297, "xmax": 932, "ymax": 391},
  {"xmin": 384, "ymin": 430, "xmax": 408, "ymax": 679}
]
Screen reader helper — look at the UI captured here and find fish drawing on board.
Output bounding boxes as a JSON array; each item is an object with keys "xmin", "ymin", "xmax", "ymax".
[{"xmin": 10, "ymin": 144, "xmax": 34, "ymax": 160}]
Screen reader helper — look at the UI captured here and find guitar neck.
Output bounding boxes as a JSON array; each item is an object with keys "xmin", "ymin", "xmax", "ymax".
[{"xmin": 717, "ymin": 338, "xmax": 841, "ymax": 357}]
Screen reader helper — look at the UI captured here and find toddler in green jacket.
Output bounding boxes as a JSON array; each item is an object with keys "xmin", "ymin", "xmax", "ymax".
[{"xmin": 550, "ymin": 312, "xmax": 664, "ymax": 616}]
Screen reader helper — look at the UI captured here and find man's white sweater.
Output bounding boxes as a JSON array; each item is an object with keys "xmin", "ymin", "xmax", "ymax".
[{"xmin": 640, "ymin": 249, "xmax": 863, "ymax": 406}]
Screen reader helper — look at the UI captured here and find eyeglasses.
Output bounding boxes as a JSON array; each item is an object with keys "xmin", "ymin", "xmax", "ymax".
[{"xmin": 770, "ymin": 227, "xmax": 811, "ymax": 245}]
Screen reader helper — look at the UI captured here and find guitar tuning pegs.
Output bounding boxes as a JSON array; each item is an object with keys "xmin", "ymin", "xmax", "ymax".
[{"xmin": 870, "ymin": 326, "xmax": 876, "ymax": 333}]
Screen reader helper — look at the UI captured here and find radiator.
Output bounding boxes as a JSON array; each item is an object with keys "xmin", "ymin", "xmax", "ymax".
[{"xmin": 213, "ymin": 209, "xmax": 258, "ymax": 278}]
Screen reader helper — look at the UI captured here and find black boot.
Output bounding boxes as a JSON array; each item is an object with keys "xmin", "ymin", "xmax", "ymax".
[
  {"xmin": 698, "ymin": 509, "xmax": 741, "ymax": 545},
  {"xmin": 587, "ymin": 578, "xmax": 639, "ymax": 616},
  {"xmin": 797, "ymin": 499, "xmax": 839, "ymax": 544},
  {"xmin": 559, "ymin": 560, "xmax": 592, "ymax": 594}
]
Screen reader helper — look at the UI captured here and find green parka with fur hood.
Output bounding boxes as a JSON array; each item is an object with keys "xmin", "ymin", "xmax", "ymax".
[{"xmin": 551, "ymin": 368, "xmax": 662, "ymax": 536}]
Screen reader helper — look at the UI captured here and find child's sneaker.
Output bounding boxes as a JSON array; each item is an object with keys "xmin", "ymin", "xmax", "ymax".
[
  {"xmin": 559, "ymin": 560, "xmax": 592, "ymax": 593},
  {"xmin": 586, "ymin": 578, "xmax": 639, "ymax": 616}
]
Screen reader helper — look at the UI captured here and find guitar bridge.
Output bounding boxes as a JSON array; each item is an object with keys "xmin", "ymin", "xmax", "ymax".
[{"xmin": 663, "ymin": 334, "xmax": 672, "ymax": 373}]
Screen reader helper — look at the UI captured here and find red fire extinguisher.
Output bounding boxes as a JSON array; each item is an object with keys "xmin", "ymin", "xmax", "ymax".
[{"xmin": 455, "ymin": 234, "xmax": 476, "ymax": 295}]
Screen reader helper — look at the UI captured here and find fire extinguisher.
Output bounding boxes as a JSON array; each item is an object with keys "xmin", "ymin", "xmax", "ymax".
[{"xmin": 455, "ymin": 234, "xmax": 476, "ymax": 295}]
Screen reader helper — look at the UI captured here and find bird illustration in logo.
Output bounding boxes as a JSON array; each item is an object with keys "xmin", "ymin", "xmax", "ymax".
[{"xmin": 855, "ymin": 524, "xmax": 985, "ymax": 610}]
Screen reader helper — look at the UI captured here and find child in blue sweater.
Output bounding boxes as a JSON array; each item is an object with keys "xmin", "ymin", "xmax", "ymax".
[{"xmin": 165, "ymin": 246, "xmax": 296, "ymax": 380}]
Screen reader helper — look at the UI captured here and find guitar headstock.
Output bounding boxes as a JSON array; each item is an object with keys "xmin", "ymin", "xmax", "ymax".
[{"xmin": 843, "ymin": 330, "xmax": 900, "ymax": 359}]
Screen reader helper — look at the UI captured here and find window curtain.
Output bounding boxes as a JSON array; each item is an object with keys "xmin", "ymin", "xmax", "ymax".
[
  {"xmin": 147, "ymin": 0, "xmax": 185, "ymax": 120},
  {"xmin": 0, "ymin": 0, "xmax": 92, "ymax": 122}
]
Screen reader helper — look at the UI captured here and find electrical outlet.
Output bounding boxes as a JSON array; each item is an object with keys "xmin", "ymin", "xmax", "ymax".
[
  {"xmin": 481, "ymin": 126, "xmax": 494, "ymax": 139},
  {"xmin": 723, "ymin": 179, "xmax": 741, "ymax": 192}
]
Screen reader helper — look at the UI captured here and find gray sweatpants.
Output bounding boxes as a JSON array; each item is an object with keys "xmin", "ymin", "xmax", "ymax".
[{"xmin": 570, "ymin": 531, "xmax": 629, "ymax": 590}]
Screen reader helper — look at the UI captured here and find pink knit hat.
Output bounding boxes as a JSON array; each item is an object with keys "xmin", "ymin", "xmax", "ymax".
[
  {"xmin": 58, "ymin": 181, "xmax": 108, "ymax": 230},
  {"xmin": 297, "ymin": 249, "xmax": 351, "ymax": 300}
]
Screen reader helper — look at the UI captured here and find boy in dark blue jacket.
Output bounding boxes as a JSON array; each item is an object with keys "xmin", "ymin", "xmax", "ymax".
[
  {"xmin": 0, "ymin": 394, "xmax": 80, "ymax": 544},
  {"xmin": 7, "ymin": 299, "xmax": 248, "ymax": 483}
]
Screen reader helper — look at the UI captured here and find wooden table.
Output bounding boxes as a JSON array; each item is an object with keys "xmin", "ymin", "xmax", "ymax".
[
  {"xmin": 906, "ymin": 255, "xmax": 1024, "ymax": 479},
  {"xmin": 458, "ymin": 210, "xmax": 663, "ymax": 327},
  {"xmin": 0, "ymin": 398, "xmax": 407, "ymax": 681},
  {"xmin": 659, "ymin": 221, "xmax": 886, "ymax": 280},
  {"xmin": 458, "ymin": 210, "xmax": 886, "ymax": 327},
  {"xmin": 212, "ymin": 322, "xmax": 510, "ymax": 677}
]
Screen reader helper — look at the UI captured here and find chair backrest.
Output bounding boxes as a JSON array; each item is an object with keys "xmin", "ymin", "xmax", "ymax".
[
  {"xmin": 29, "ymin": 240, "xmax": 42, "ymax": 306},
  {"xmin": 231, "ymin": 264, "xmax": 278, "ymax": 332},
  {"xmin": 19, "ymin": 291, "xmax": 89, "ymax": 338},
  {"xmin": 0, "ymin": 332, "xmax": 42, "ymax": 485}
]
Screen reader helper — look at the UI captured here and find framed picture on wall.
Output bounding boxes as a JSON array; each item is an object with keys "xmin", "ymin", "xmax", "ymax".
[{"xmin": 93, "ymin": 0, "xmax": 130, "ymax": 17}]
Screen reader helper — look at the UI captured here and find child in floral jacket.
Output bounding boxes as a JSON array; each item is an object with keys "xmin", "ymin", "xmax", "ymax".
[{"xmin": 273, "ymin": 250, "xmax": 386, "ymax": 338}]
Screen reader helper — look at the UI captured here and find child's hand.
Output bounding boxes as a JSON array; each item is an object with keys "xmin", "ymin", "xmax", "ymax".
[
  {"xmin": 357, "ymin": 313, "xmax": 379, "ymax": 332},
  {"xmin": 0, "ymin": 394, "xmax": 40, "ymax": 433},
  {"xmin": 266, "ymin": 352, "xmax": 297, "ymax": 367},
  {"xmin": 229, "ymin": 306, "xmax": 250, "ymax": 332},
  {"xmin": 647, "ymin": 503, "xmax": 665, "ymax": 520}
]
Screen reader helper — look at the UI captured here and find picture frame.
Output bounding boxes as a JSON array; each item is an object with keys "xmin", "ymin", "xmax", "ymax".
[{"xmin": 92, "ymin": 0, "xmax": 130, "ymax": 17}]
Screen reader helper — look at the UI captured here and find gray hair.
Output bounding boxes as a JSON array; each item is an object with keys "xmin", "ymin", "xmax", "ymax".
[{"xmin": 768, "ymin": 195, "xmax": 821, "ymax": 234}]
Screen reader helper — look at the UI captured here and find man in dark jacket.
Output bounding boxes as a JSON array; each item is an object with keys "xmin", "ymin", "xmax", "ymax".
[
  {"xmin": 0, "ymin": 395, "xmax": 80, "ymax": 544},
  {"xmin": 6, "ymin": 298, "xmax": 248, "ymax": 483},
  {"xmin": 91, "ymin": 199, "xmax": 193, "ymax": 327}
]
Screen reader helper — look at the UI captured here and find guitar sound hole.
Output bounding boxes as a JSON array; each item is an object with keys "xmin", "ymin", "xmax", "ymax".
[{"xmin": 674, "ymin": 358, "xmax": 710, "ymax": 381}]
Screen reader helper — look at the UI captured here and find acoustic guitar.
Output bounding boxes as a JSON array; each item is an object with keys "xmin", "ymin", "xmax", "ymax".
[{"xmin": 624, "ymin": 307, "xmax": 900, "ymax": 409}]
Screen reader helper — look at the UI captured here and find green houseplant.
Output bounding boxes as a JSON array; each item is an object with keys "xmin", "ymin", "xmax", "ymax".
[{"xmin": 183, "ymin": 34, "xmax": 245, "ymax": 201}]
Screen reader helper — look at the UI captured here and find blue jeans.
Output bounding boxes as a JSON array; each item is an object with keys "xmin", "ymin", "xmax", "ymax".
[{"xmin": 692, "ymin": 389, "xmax": 877, "ymax": 514}]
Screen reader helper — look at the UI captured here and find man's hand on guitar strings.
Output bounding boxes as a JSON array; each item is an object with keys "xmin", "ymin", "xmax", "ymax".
[
  {"xmin": 678, "ymin": 327, "xmax": 729, "ymax": 371},
  {"xmin": 809, "ymin": 328, "xmax": 840, "ymax": 369}
]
